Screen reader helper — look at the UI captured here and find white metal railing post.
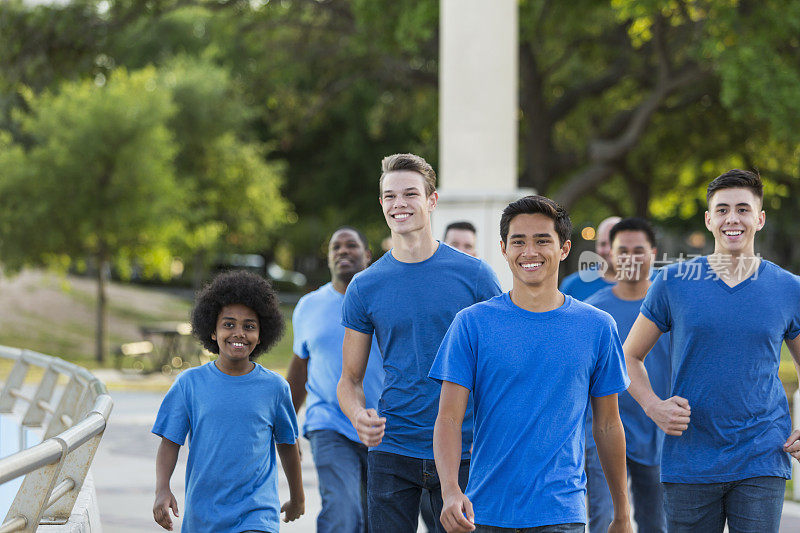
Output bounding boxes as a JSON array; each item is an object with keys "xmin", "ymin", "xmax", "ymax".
[
  {"xmin": 0, "ymin": 345, "xmax": 113, "ymax": 532},
  {"xmin": 0, "ymin": 358, "xmax": 30, "ymax": 413},
  {"xmin": 43, "ymin": 377, "xmax": 83, "ymax": 440},
  {"xmin": 2, "ymin": 440, "xmax": 67, "ymax": 533},
  {"xmin": 21, "ymin": 367, "xmax": 59, "ymax": 428}
]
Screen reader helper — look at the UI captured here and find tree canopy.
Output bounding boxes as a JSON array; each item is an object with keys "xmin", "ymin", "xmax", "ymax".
[{"xmin": 2, "ymin": 0, "xmax": 799, "ymax": 280}]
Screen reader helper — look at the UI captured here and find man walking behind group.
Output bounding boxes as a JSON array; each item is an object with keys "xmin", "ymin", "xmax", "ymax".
[
  {"xmin": 431, "ymin": 195, "xmax": 632, "ymax": 533},
  {"xmin": 584, "ymin": 217, "xmax": 670, "ymax": 532},
  {"xmin": 444, "ymin": 221, "xmax": 478, "ymax": 257},
  {"xmin": 624, "ymin": 169, "xmax": 800, "ymax": 532},
  {"xmin": 338, "ymin": 153, "xmax": 501, "ymax": 533},
  {"xmin": 560, "ymin": 215, "xmax": 621, "ymax": 301},
  {"xmin": 287, "ymin": 227, "xmax": 384, "ymax": 533}
]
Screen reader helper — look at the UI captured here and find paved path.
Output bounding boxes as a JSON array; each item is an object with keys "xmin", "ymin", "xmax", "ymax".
[
  {"xmin": 93, "ymin": 391, "xmax": 322, "ymax": 533},
  {"xmin": 93, "ymin": 390, "xmax": 800, "ymax": 533}
]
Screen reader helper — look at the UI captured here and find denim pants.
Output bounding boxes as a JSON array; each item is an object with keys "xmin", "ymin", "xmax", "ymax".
[
  {"xmin": 585, "ymin": 447, "xmax": 666, "ymax": 533},
  {"xmin": 473, "ymin": 523, "xmax": 584, "ymax": 533},
  {"xmin": 307, "ymin": 429, "xmax": 369, "ymax": 533},
  {"xmin": 367, "ymin": 450, "xmax": 469, "ymax": 533},
  {"xmin": 662, "ymin": 476, "xmax": 785, "ymax": 533}
]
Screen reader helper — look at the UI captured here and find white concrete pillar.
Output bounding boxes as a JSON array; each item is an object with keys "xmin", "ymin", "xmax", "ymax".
[{"xmin": 436, "ymin": 0, "xmax": 531, "ymax": 290}]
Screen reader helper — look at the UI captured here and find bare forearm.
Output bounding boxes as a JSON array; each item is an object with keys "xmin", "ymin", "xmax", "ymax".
[
  {"xmin": 277, "ymin": 442, "xmax": 304, "ymax": 501},
  {"xmin": 286, "ymin": 356, "xmax": 308, "ymax": 413},
  {"xmin": 338, "ymin": 329, "xmax": 372, "ymax": 426},
  {"xmin": 625, "ymin": 354, "xmax": 661, "ymax": 413},
  {"xmin": 433, "ymin": 416, "xmax": 464, "ymax": 495},
  {"xmin": 337, "ymin": 375, "xmax": 367, "ymax": 426},
  {"xmin": 155, "ymin": 439, "xmax": 180, "ymax": 492},
  {"xmin": 594, "ymin": 418, "xmax": 630, "ymax": 520}
]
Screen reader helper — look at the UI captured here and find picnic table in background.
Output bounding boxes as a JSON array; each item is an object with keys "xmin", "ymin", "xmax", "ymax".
[{"xmin": 117, "ymin": 322, "xmax": 210, "ymax": 374}]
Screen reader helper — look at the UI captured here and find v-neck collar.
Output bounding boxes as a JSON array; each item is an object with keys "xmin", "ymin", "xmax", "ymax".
[{"xmin": 703, "ymin": 256, "xmax": 766, "ymax": 294}]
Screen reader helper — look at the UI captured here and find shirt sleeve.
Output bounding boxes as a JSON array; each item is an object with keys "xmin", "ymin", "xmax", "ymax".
[
  {"xmin": 151, "ymin": 378, "xmax": 190, "ymax": 446},
  {"xmin": 428, "ymin": 311, "xmax": 477, "ymax": 391},
  {"xmin": 341, "ymin": 279, "xmax": 375, "ymax": 334},
  {"xmin": 784, "ymin": 275, "xmax": 800, "ymax": 340},
  {"xmin": 589, "ymin": 316, "xmax": 630, "ymax": 397},
  {"xmin": 641, "ymin": 270, "xmax": 672, "ymax": 333},
  {"xmin": 291, "ymin": 296, "xmax": 309, "ymax": 359},
  {"xmin": 475, "ymin": 260, "xmax": 502, "ymax": 302},
  {"xmin": 273, "ymin": 379, "xmax": 300, "ymax": 444}
]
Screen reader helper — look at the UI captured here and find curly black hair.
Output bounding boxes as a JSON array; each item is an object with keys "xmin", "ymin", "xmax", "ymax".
[{"xmin": 191, "ymin": 270, "xmax": 285, "ymax": 360}]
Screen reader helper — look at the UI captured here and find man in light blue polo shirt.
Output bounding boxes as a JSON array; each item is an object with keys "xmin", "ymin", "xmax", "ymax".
[
  {"xmin": 585, "ymin": 217, "xmax": 670, "ymax": 533},
  {"xmin": 624, "ymin": 169, "xmax": 800, "ymax": 532},
  {"xmin": 432, "ymin": 195, "xmax": 632, "ymax": 533},
  {"xmin": 337, "ymin": 153, "xmax": 501, "ymax": 533},
  {"xmin": 287, "ymin": 226, "xmax": 384, "ymax": 533}
]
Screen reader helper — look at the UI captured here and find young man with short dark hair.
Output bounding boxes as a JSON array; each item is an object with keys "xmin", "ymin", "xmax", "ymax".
[
  {"xmin": 584, "ymin": 217, "xmax": 670, "ymax": 533},
  {"xmin": 624, "ymin": 169, "xmax": 800, "ymax": 532},
  {"xmin": 338, "ymin": 153, "xmax": 501, "ymax": 533},
  {"xmin": 431, "ymin": 195, "xmax": 632, "ymax": 533},
  {"xmin": 444, "ymin": 221, "xmax": 478, "ymax": 257}
]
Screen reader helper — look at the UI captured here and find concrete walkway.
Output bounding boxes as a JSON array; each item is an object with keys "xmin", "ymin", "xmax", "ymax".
[{"xmin": 92, "ymin": 390, "xmax": 800, "ymax": 532}]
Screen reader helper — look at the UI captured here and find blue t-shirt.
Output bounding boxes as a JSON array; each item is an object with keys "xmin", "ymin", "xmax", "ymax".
[
  {"xmin": 292, "ymin": 282, "xmax": 384, "ymax": 442},
  {"xmin": 642, "ymin": 257, "xmax": 800, "ymax": 483},
  {"xmin": 429, "ymin": 293, "xmax": 629, "ymax": 528},
  {"xmin": 585, "ymin": 286, "xmax": 671, "ymax": 465},
  {"xmin": 560, "ymin": 268, "xmax": 614, "ymax": 301},
  {"xmin": 152, "ymin": 362, "xmax": 299, "ymax": 533},
  {"xmin": 341, "ymin": 243, "xmax": 501, "ymax": 459}
]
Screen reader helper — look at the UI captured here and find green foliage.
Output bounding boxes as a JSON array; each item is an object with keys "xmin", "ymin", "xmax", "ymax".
[
  {"xmin": 3, "ymin": 0, "xmax": 800, "ymax": 278},
  {"xmin": 157, "ymin": 56, "xmax": 290, "ymax": 261},
  {"xmin": 0, "ymin": 67, "xmax": 179, "ymax": 273}
]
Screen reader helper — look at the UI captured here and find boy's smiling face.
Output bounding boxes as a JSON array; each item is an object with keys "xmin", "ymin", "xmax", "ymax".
[
  {"xmin": 704, "ymin": 187, "xmax": 765, "ymax": 255},
  {"xmin": 211, "ymin": 303, "xmax": 260, "ymax": 364}
]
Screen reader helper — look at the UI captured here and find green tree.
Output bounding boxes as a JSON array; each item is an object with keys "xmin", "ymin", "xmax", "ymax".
[
  {"xmin": 158, "ymin": 56, "xmax": 291, "ymax": 283},
  {"xmin": 0, "ymin": 67, "xmax": 180, "ymax": 362}
]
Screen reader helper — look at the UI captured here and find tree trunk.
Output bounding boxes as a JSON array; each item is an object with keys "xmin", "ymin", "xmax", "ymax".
[{"xmin": 95, "ymin": 254, "xmax": 108, "ymax": 364}]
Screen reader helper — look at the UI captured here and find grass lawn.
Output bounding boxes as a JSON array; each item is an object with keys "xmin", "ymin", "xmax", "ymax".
[{"xmin": 0, "ymin": 270, "xmax": 296, "ymax": 374}]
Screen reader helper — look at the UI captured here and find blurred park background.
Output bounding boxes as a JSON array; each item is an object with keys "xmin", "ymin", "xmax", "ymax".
[{"xmin": 1, "ymin": 0, "xmax": 800, "ymax": 380}]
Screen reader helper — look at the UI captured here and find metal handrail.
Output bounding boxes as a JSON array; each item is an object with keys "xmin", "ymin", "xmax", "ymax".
[{"xmin": 0, "ymin": 345, "xmax": 113, "ymax": 532}]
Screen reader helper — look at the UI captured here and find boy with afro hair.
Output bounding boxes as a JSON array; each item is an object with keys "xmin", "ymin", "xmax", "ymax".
[{"xmin": 152, "ymin": 270, "xmax": 304, "ymax": 532}]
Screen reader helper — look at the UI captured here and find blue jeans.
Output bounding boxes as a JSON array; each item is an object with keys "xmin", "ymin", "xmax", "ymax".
[
  {"xmin": 474, "ymin": 523, "xmax": 583, "ymax": 532},
  {"xmin": 585, "ymin": 447, "xmax": 666, "ymax": 533},
  {"xmin": 420, "ymin": 488, "xmax": 437, "ymax": 532},
  {"xmin": 308, "ymin": 429, "xmax": 369, "ymax": 533},
  {"xmin": 662, "ymin": 476, "xmax": 785, "ymax": 532},
  {"xmin": 367, "ymin": 450, "xmax": 470, "ymax": 533}
]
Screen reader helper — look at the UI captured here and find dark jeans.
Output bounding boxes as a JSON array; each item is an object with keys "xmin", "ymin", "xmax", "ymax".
[
  {"xmin": 420, "ymin": 488, "xmax": 437, "ymax": 532},
  {"xmin": 663, "ymin": 476, "xmax": 785, "ymax": 533},
  {"xmin": 308, "ymin": 429, "xmax": 369, "ymax": 533},
  {"xmin": 367, "ymin": 450, "xmax": 469, "ymax": 533},
  {"xmin": 585, "ymin": 447, "xmax": 666, "ymax": 533},
  {"xmin": 474, "ymin": 523, "xmax": 584, "ymax": 533}
]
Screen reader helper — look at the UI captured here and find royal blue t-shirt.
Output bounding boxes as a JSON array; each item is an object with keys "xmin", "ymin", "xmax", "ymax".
[
  {"xmin": 585, "ymin": 286, "xmax": 671, "ymax": 465},
  {"xmin": 642, "ymin": 257, "xmax": 800, "ymax": 483},
  {"xmin": 429, "ymin": 293, "xmax": 629, "ymax": 528},
  {"xmin": 292, "ymin": 282, "xmax": 384, "ymax": 442},
  {"xmin": 560, "ymin": 268, "xmax": 614, "ymax": 301},
  {"xmin": 341, "ymin": 243, "xmax": 501, "ymax": 459},
  {"xmin": 152, "ymin": 363, "xmax": 299, "ymax": 533}
]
